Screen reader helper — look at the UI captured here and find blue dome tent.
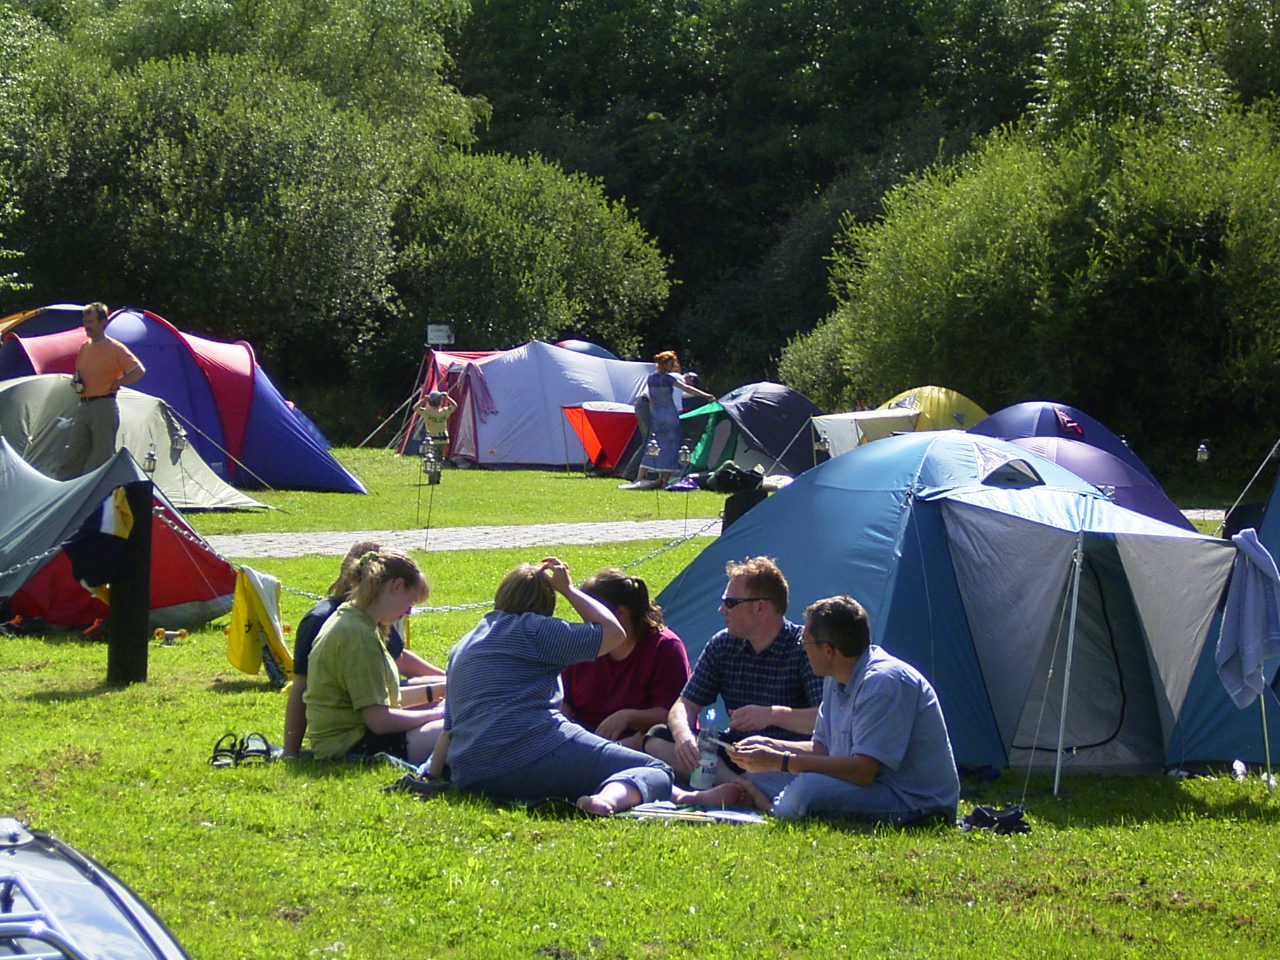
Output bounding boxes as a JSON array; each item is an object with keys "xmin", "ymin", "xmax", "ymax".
[{"xmin": 657, "ymin": 432, "xmax": 1242, "ymax": 775}]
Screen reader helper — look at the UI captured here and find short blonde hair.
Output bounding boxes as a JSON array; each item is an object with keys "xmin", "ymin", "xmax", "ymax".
[
  {"xmin": 494, "ymin": 563, "xmax": 556, "ymax": 616},
  {"xmin": 724, "ymin": 556, "xmax": 788, "ymax": 614},
  {"xmin": 84, "ymin": 302, "xmax": 109, "ymax": 322}
]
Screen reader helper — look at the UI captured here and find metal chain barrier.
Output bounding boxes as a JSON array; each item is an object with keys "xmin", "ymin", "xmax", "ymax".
[
  {"xmin": 619, "ymin": 515, "xmax": 722, "ymax": 571},
  {"xmin": 0, "ymin": 542, "xmax": 66, "ymax": 585},
  {"xmin": 156, "ymin": 506, "xmax": 723, "ymax": 617}
]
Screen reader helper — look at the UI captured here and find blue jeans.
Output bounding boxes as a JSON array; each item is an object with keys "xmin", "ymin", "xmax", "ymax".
[
  {"xmin": 469, "ymin": 724, "xmax": 674, "ymax": 803},
  {"xmin": 750, "ymin": 771, "xmax": 949, "ymax": 824}
]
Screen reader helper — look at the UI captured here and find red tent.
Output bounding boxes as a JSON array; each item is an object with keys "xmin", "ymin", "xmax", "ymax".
[
  {"xmin": 563, "ymin": 402, "xmax": 640, "ymax": 471},
  {"xmin": 9, "ymin": 495, "xmax": 235, "ymax": 629}
]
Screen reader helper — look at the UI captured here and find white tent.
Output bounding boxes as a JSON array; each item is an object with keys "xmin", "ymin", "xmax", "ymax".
[
  {"xmin": 811, "ymin": 409, "xmax": 921, "ymax": 456},
  {"xmin": 399, "ymin": 341, "xmax": 654, "ymax": 468}
]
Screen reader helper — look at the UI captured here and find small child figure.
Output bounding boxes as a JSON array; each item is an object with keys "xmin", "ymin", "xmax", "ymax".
[{"xmin": 415, "ymin": 390, "xmax": 458, "ymax": 462}]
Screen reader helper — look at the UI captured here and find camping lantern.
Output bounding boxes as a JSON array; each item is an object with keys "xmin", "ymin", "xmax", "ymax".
[
  {"xmin": 422, "ymin": 447, "xmax": 442, "ymax": 485},
  {"xmin": 678, "ymin": 444, "xmax": 690, "ymax": 468},
  {"xmin": 646, "ymin": 438, "xmax": 661, "ymax": 460},
  {"xmin": 1197, "ymin": 441, "xmax": 1210, "ymax": 463},
  {"xmin": 172, "ymin": 430, "xmax": 187, "ymax": 454},
  {"xmin": 142, "ymin": 443, "xmax": 157, "ymax": 475},
  {"xmin": 814, "ymin": 433, "xmax": 830, "ymax": 455}
]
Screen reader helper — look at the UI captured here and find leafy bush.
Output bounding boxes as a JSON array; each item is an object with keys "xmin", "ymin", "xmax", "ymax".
[
  {"xmin": 786, "ymin": 110, "xmax": 1280, "ymax": 466},
  {"xmin": 6, "ymin": 51, "xmax": 399, "ymax": 374},
  {"xmin": 391, "ymin": 150, "xmax": 669, "ymax": 360}
]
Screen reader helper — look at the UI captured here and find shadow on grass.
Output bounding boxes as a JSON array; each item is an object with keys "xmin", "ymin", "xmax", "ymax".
[
  {"xmin": 958, "ymin": 769, "xmax": 1280, "ymax": 828},
  {"xmin": 22, "ymin": 681, "xmax": 121, "ymax": 703},
  {"xmin": 206, "ymin": 678, "xmax": 283, "ymax": 694}
]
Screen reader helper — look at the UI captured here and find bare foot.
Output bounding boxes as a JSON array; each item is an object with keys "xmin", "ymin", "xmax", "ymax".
[
  {"xmin": 576, "ymin": 794, "xmax": 618, "ymax": 817},
  {"xmin": 736, "ymin": 778, "xmax": 773, "ymax": 812},
  {"xmin": 675, "ymin": 780, "xmax": 753, "ymax": 808}
]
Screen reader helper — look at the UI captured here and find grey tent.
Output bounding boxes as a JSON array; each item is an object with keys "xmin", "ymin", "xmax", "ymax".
[
  {"xmin": 0, "ymin": 375, "xmax": 262, "ymax": 511},
  {"xmin": 0, "ymin": 439, "xmax": 150, "ymax": 600}
]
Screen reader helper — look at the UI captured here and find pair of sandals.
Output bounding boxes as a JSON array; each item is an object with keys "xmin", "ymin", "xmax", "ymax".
[{"xmin": 209, "ymin": 732, "xmax": 276, "ymax": 768}]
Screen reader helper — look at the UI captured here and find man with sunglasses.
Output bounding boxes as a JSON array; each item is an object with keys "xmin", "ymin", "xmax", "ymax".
[
  {"xmin": 730, "ymin": 595, "xmax": 959, "ymax": 823},
  {"xmin": 644, "ymin": 556, "xmax": 821, "ymax": 784}
]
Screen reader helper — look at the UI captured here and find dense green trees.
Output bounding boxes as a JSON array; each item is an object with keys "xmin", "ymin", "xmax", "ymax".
[
  {"xmin": 4, "ymin": 0, "xmax": 1280, "ymax": 463},
  {"xmin": 782, "ymin": 0, "xmax": 1280, "ymax": 470},
  {"xmin": 0, "ymin": 0, "xmax": 670, "ymax": 419},
  {"xmin": 784, "ymin": 117, "xmax": 1280, "ymax": 431},
  {"xmin": 10, "ymin": 50, "xmax": 399, "ymax": 363},
  {"xmin": 388, "ymin": 149, "xmax": 668, "ymax": 370},
  {"xmin": 452, "ymin": 0, "xmax": 1054, "ymax": 380}
]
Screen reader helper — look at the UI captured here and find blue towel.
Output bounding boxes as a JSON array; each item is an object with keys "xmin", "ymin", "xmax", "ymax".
[{"xmin": 1217, "ymin": 529, "xmax": 1280, "ymax": 708}]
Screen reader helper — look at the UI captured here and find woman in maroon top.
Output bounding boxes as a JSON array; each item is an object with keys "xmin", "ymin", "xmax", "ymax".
[{"xmin": 561, "ymin": 569, "xmax": 691, "ymax": 749}]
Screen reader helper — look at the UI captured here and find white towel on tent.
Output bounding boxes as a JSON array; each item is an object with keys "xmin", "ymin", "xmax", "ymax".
[{"xmin": 1217, "ymin": 529, "xmax": 1280, "ymax": 708}]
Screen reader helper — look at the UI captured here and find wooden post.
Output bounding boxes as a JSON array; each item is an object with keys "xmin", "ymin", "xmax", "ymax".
[{"xmin": 107, "ymin": 480, "xmax": 153, "ymax": 685}]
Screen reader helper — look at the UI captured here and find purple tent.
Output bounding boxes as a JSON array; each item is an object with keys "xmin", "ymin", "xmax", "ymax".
[
  {"xmin": 1010, "ymin": 436, "xmax": 1194, "ymax": 530},
  {"xmin": 969, "ymin": 401, "xmax": 1156, "ymax": 484}
]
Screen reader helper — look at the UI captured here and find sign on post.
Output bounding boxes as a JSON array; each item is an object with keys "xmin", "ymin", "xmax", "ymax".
[{"xmin": 426, "ymin": 324, "xmax": 455, "ymax": 347}]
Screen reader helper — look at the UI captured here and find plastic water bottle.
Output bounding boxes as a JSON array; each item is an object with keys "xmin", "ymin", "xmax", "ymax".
[{"xmin": 690, "ymin": 708, "xmax": 720, "ymax": 789}]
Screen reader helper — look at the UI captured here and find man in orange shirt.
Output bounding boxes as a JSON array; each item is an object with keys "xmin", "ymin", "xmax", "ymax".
[{"xmin": 58, "ymin": 302, "xmax": 146, "ymax": 478}]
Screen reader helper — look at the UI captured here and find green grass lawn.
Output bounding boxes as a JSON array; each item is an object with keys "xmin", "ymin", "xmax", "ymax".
[
  {"xmin": 192, "ymin": 448, "xmax": 725, "ymax": 535},
  {"xmin": 4, "ymin": 465, "xmax": 1279, "ymax": 959}
]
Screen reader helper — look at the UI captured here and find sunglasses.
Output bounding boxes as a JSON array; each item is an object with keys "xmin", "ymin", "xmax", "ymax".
[{"xmin": 720, "ymin": 595, "xmax": 767, "ymax": 609}]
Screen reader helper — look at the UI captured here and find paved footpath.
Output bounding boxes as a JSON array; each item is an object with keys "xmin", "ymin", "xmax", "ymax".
[
  {"xmin": 205, "ymin": 518, "xmax": 722, "ymax": 559},
  {"xmin": 207, "ymin": 509, "xmax": 1222, "ymax": 560}
]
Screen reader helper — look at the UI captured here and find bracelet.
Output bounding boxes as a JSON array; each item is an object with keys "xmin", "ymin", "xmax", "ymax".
[
  {"xmin": 780, "ymin": 751, "xmax": 793, "ymax": 773},
  {"xmin": 426, "ymin": 684, "xmax": 435, "ymax": 703}
]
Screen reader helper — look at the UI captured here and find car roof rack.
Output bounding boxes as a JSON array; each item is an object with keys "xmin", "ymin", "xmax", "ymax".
[{"xmin": 0, "ymin": 818, "xmax": 189, "ymax": 960}]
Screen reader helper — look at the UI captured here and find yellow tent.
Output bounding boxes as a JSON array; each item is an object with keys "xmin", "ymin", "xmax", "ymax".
[
  {"xmin": 225, "ymin": 566, "xmax": 294, "ymax": 687},
  {"xmin": 879, "ymin": 386, "xmax": 988, "ymax": 432}
]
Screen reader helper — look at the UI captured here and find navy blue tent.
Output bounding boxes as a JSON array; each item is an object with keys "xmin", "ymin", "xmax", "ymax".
[
  {"xmin": 681, "ymin": 382, "xmax": 821, "ymax": 477},
  {"xmin": 1006, "ymin": 436, "xmax": 1194, "ymax": 531},
  {"xmin": 970, "ymin": 400, "xmax": 1157, "ymax": 484},
  {"xmin": 658, "ymin": 432, "xmax": 1238, "ymax": 773}
]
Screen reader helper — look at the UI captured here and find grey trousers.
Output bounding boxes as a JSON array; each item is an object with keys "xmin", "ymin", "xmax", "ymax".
[{"xmin": 59, "ymin": 396, "xmax": 120, "ymax": 479}]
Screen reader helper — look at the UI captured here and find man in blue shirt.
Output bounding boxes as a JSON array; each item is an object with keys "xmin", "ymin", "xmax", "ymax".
[
  {"xmin": 730, "ymin": 595, "xmax": 959, "ymax": 824},
  {"xmin": 644, "ymin": 556, "xmax": 822, "ymax": 784}
]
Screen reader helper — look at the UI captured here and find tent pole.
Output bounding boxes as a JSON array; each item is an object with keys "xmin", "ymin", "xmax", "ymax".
[
  {"xmin": 1262, "ymin": 693, "xmax": 1273, "ymax": 788},
  {"xmin": 1054, "ymin": 531, "xmax": 1085, "ymax": 796},
  {"xmin": 1217, "ymin": 435, "xmax": 1280, "ymax": 536}
]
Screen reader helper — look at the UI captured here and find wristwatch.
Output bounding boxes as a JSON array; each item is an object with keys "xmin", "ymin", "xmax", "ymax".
[{"xmin": 780, "ymin": 751, "xmax": 794, "ymax": 773}]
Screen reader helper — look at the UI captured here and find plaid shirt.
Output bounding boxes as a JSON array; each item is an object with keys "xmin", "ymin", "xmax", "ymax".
[{"xmin": 682, "ymin": 620, "xmax": 823, "ymax": 740}]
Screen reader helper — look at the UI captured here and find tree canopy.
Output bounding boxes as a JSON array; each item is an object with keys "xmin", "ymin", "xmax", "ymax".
[
  {"xmin": 0, "ymin": 0, "xmax": 670, "ymax": 422},
  {"xmin": 781, "ymin": 0, "xmax": 1280, "ymax": 471},
  {"xmin": 3, "ymin": 0, "xmax": 1280, "ymax": 461}
]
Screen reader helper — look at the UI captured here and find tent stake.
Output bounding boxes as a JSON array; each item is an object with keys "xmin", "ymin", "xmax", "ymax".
[{"xmin": 1054, "ymin": 531, "xmax": 1085, "ymax": 796}]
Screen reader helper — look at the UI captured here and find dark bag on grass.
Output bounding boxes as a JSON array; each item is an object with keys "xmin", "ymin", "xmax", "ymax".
[
  {"xmin": 706, "ymin": 461, "xmax": 763, "ymax": 493},
  {"xmin": 961, "ymin": 804, "xmax": 1031, "ymax": 834}
]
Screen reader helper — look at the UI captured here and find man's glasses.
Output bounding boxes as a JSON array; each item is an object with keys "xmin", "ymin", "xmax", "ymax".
[{"xmin": 720, "ymin": 595, "xmax": 766, "ymax": 609}]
